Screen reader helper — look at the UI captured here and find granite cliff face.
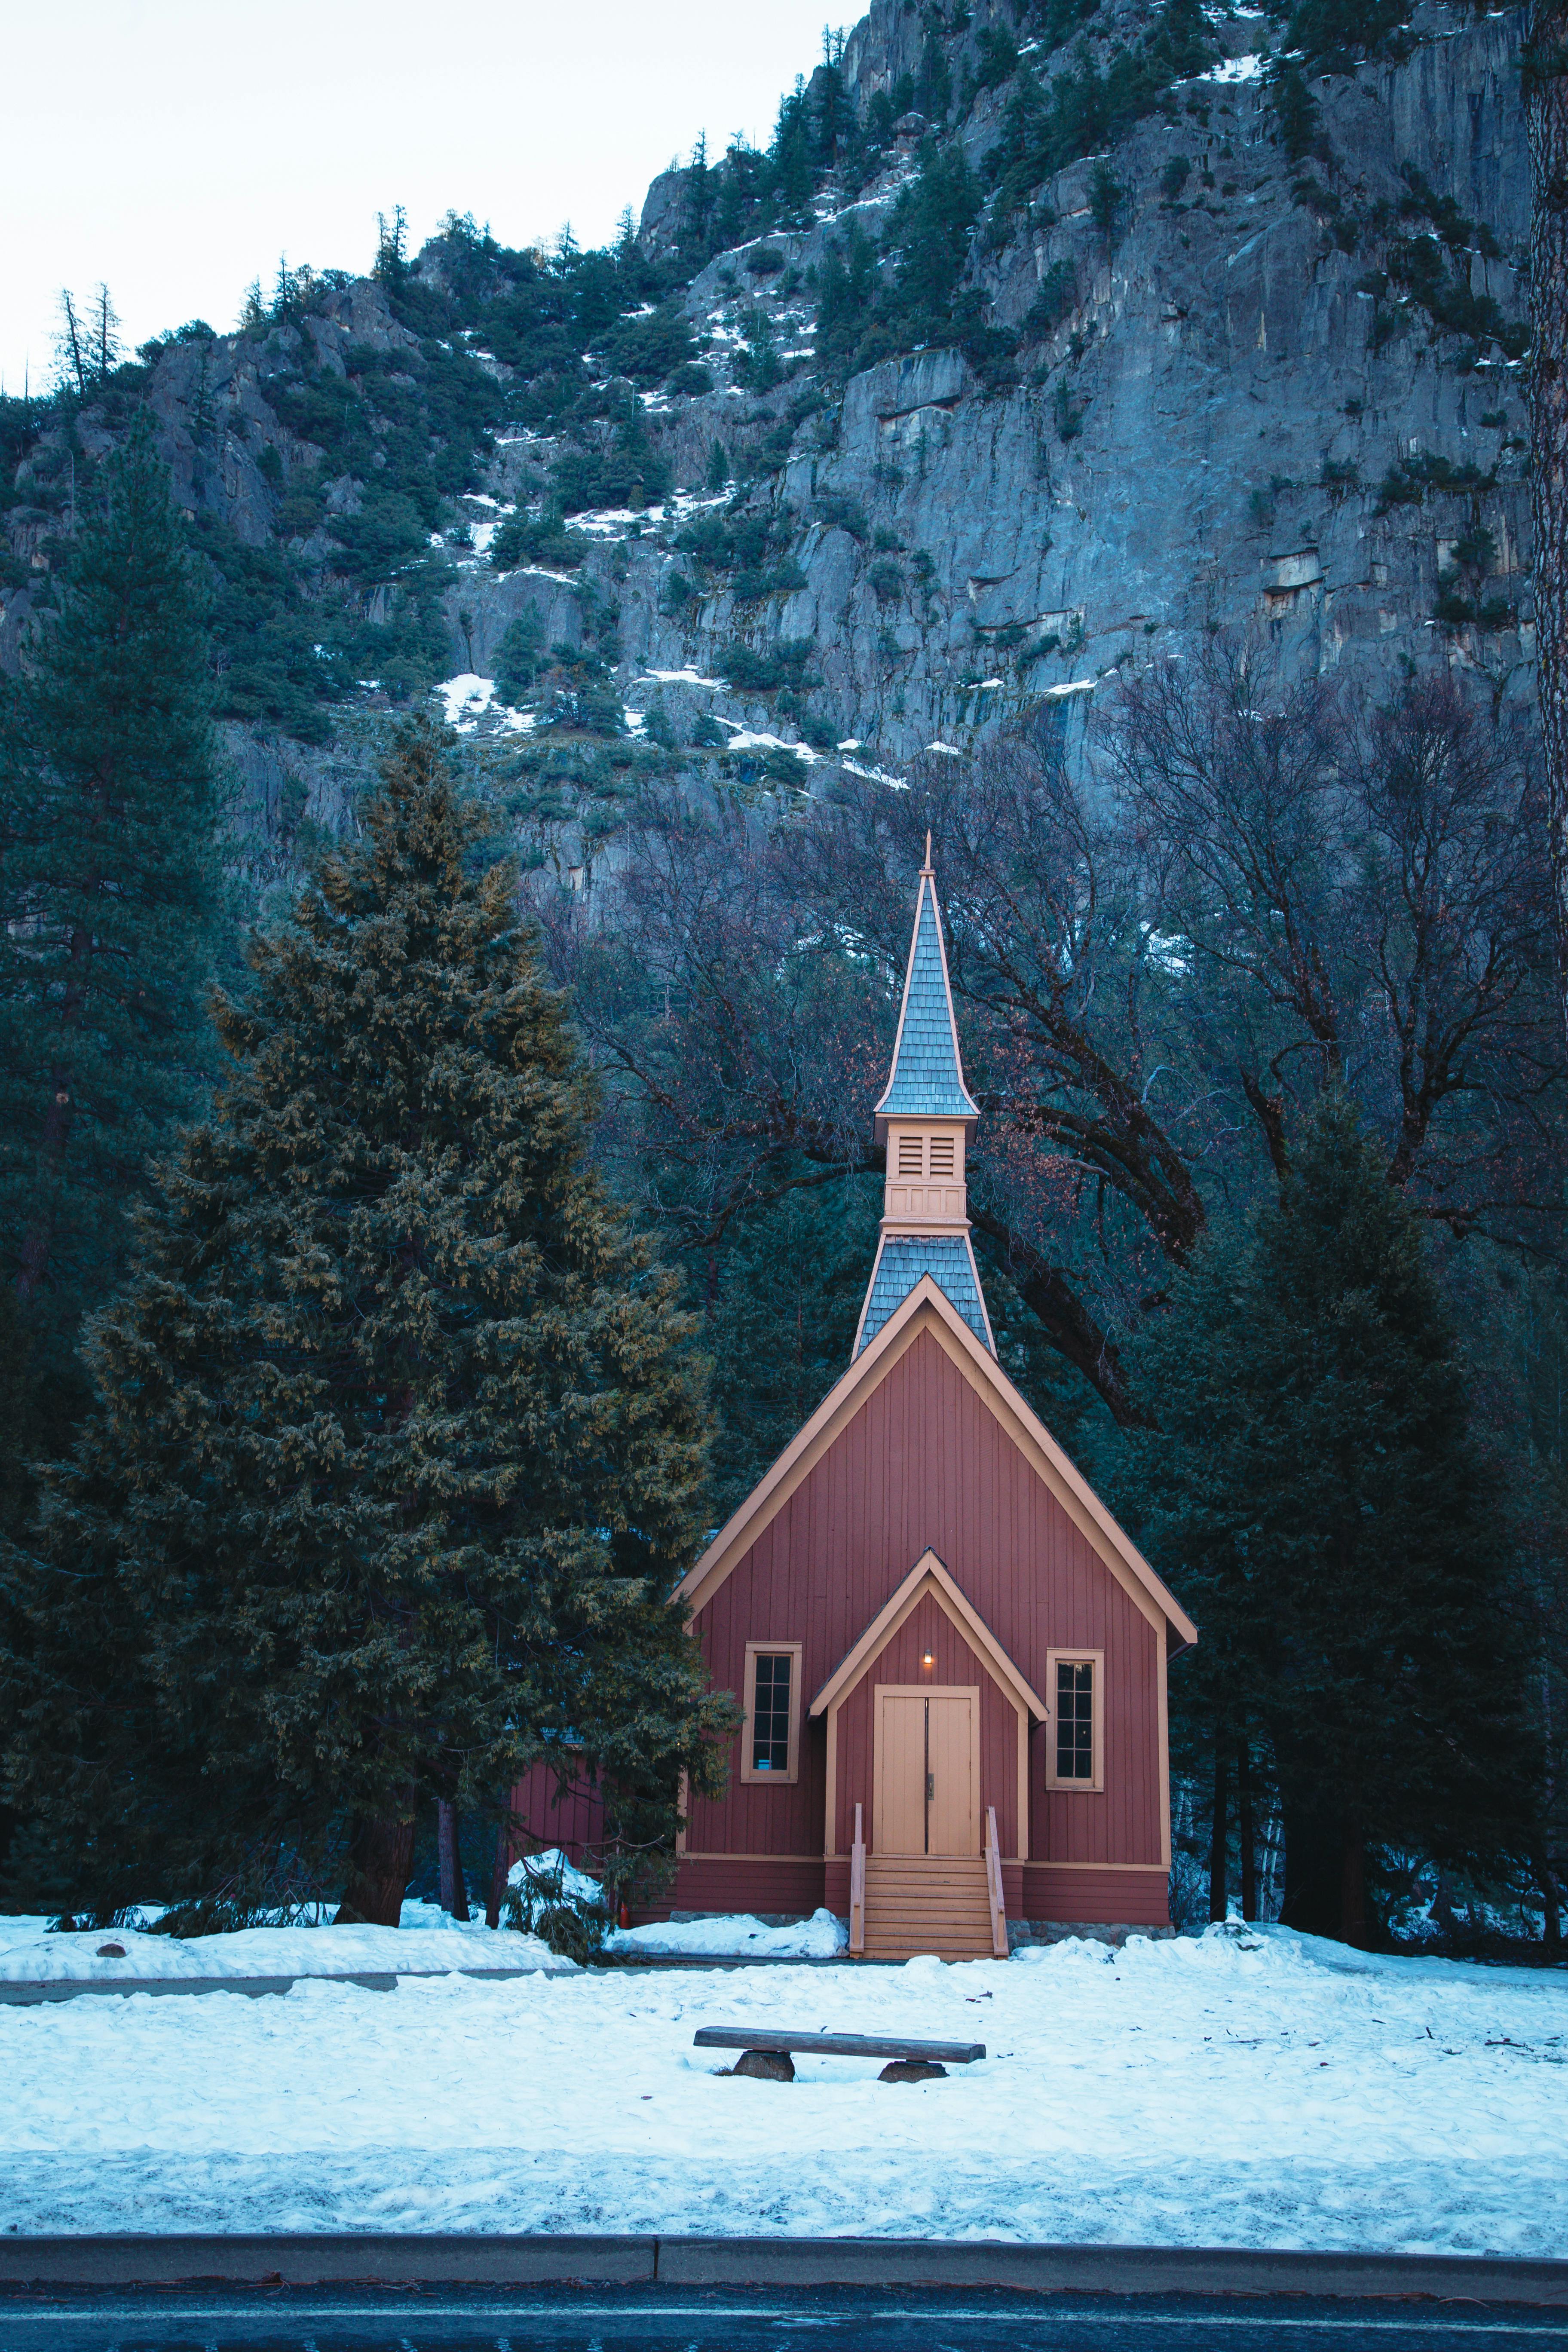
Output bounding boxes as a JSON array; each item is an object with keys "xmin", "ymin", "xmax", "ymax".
[
  {"xmin": 0, "ymin": 0, "xmax": 1533, "ymax": 861},
  {"xmin": 643, "ymin": 1, "xmax": 1529, "ymax": 741},
  {"xmin": 444, "ymin": 0, "xmax": 1533, "ymax": 784}
]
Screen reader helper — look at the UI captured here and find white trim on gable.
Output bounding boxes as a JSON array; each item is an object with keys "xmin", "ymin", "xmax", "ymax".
[
  {"xmin": 677, "ymin": 1275, "xmax": 1197, "ymax": 1652},
  {"xmin": 810, "ymin": 1547, "xmax": 1047, "ymax": 1722}
]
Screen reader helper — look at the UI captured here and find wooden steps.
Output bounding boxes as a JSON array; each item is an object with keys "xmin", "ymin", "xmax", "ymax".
[{"xmin": 862, "ymin": 1854, "xmax": 995, "ymax": 1961}]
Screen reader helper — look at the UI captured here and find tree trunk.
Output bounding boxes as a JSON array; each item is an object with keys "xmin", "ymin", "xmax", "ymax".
[
  {"xmin": 1208, "ymin": 1741, "xmax": 1230, "ymax": 1923},
  {"xmin": 486, "ymin": 1818, "xmax": 509, "ymax": 1931},
  {"xmin": 15, "ymin": 1063, "xmax": 76, "ymax": 1303},
  {"xmin": 1533, "ymin": 1845, "xmax": 1562, "ymax": 1950},
  {"xmin": 1527, "ymin": 0, "xmax": 1568, "ymax": 1002},
  {"xmin": 1238, "ymin": 1741, "xmax": 1258, "ymax": 1923},
  {"xmin": 1279, "ymin": 1795, "xmax": 1341, "ymax": 1936},
  {"xmin": 437, "ymin": 1799, "xmax": 470, "ymax": 1922},
  {"xmin": 1340, "ymin": 1829, "xmax": 1367, "ymax": 1948},
  {"xmin": 335, "ymin": 1808, "xmax": 417, "ymax": 1927}
]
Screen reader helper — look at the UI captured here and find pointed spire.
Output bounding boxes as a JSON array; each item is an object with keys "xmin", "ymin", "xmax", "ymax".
[
  {"xmin": 854, "ymin": 855, "xmax": 994, "ymax": 1360},
  {"xmin": 872, "ymin": 857, "xmax": 978, "ymax": 1139}
]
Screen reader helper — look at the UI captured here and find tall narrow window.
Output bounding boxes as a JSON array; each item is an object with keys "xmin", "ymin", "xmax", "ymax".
[
  {"xmin": 742, "ymin": 1641, "xmax": 803, "ymax": 1782},
  {"xmin": 1045, "ymin": 1649, "xmax": 1103, "ymax": 1789},
  {"xmin": 753, "ymin": 1654, "xmax": 792, "ymax": 1770},
  {"xmin": 1056, "ymin": 1662, "xmax": 1093, "ymax": 1779}
]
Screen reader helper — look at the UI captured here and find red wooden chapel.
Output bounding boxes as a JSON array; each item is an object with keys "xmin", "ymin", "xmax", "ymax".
[{"xmin": 518, "ymin": 851, "xmax": 1197, "ymax": 1956}]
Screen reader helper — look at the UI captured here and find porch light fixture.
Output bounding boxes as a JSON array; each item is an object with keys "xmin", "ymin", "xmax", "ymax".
[{"xmin": 921, "ymin": 1652, "xmax": 935, "ymax": 1669}]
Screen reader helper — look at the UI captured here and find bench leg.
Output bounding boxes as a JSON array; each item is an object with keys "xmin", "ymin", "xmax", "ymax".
[{"xmin": 732, "ymin": 2049, "xmax": 795, "ymax": 2081}]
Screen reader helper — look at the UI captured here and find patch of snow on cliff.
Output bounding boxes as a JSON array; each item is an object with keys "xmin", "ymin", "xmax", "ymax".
[
  {"xmin": 570, "ymin": 508, "xmax": 658, "ymax": 538},
  {"xmin": 1201, "ymin": 52, "xmax": 1264, "ymax": 82},
  {"xmin": 434, "ymin": 677, "xmax": 536, "ymax": 735},
  {"xmin": 718, "ymin": 724, "xmax": 816, "ymax": 760},
  {"xmin": 642, "ymin": 665, "xmax": 728, "ymax": 690},
  {"xmin": 438, "ymin": 674, "xmax": 495, "ymax": 728},
  {"xmin": 665, "ymin": 491, "xmax": 730, "ymax": 522},
  {"xmin": 840, "ymin": 756, "xmax": 909, "ymax": 791}
]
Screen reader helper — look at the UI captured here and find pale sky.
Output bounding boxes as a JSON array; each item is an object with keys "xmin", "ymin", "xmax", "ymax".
[{"xmin": 1, "ymin": 1, "xmax": 844, "ymax": 393}]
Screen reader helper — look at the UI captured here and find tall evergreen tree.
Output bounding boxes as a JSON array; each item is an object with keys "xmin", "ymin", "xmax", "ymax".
[
  {"xmin": 1117, "ymin": 1094, "xmax": 1532, "ymax": 1942},
  {"xmin": 1, "ymin": 726, "xmax": 732, "ymax": 1923},
  {"xmin": 0, "ymin": 411, "xmax": 222, "ymax": 1378}
]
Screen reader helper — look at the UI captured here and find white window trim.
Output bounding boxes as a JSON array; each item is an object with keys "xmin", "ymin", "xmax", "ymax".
[
  {"xmin": 741, "ymin": 1640, "xmax": 804, "ymax": 1785},
  {"xmin": 1044, "ymin": 1648, "xmax": 1104, "ymax": 1792}
]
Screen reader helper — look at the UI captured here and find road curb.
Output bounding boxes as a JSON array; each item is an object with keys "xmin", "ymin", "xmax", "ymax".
[
  {"xmin": 0, "ymin": 1970, "xmax": 564, "ymax": 2004},
  {"xmin": 0, "ymin": 1956, "xmax": 891, "ymax": 2002},
  {"xmin": 0, "ymin": 2236, "xmax": 1564, "ymax": 2304}
]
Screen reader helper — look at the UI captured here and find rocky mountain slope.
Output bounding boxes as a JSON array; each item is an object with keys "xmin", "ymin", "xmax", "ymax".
[{"xmin": 0, "ymin": 0, "xmax": 1532, "ymax": 883}]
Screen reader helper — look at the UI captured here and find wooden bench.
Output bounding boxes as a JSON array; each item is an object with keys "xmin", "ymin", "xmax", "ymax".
[{"xmin": 692, "ymin": 2027, "xmax": 985, "ymax": 2083}]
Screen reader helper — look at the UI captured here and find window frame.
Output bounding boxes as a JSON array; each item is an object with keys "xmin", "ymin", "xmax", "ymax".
[
  {"xmin": 1044, "ymin": 1648, "xmax": 1104, "ymax": 1792},
  {"xmin": 741, "ymin": 1640, "xmax": 804, "ymax": 1784}
]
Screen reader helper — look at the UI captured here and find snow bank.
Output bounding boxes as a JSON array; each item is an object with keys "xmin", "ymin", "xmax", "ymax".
[
  {"xmin": 606, "ymin": 1907, "xmax": 847, "ymax": 1960},
  {"xmin": 1, "ymin": 1920, "xmax": 1563, "ymax": 2246},
  {"xmin": 0, "ymin": 1904, "xmax": 570, "ymax": 1985}
]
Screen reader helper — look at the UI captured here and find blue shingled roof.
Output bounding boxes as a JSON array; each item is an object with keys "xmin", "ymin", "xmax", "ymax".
[
  {"xmin": 856, "ymin": 1234, "xmax": 994, "ymax": 1356},
  {"xmin": 875, "ymin": 877, "xmax": 979, "ymax": 1122}
]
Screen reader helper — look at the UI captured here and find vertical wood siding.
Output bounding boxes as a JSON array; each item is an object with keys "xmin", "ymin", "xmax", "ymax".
[
  {"xmin": 504, "ymin": 1759, "xmax": 606, "ymax": 1869},
  {"xmin": 688, "ymin": 1330, "xmax": 1167, "ymax": 1877},
  {"xmin": 651, "ymin": 1856, "xmax": 826, "ymax": 1923}
]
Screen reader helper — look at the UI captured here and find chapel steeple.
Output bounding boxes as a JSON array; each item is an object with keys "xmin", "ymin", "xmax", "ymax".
[{"xmin": 853, "ymin": 841, "xmax": 995, "ymax": 1359}]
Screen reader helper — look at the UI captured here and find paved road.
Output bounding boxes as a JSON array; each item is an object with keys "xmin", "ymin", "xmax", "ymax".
[{"xmin": 3, "ymin": 2286, "xmax": 1565, "ymax": 2351}]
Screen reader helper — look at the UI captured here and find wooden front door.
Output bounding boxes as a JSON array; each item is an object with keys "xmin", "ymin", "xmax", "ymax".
[{"xmin": 873, "ymin": 1685, "xmax": 978, "ymax": 1856}]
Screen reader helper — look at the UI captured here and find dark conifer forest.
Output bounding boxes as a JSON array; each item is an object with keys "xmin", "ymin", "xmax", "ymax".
[{"xmin": 0, "ymin": 0, "xmax": 1564, "ymax": 1947}]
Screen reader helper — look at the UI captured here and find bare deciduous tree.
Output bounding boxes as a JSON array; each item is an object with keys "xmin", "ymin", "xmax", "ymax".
[{"xmin": 533, "ymin": 659, "xmax": 1561, "ymax": 1427}]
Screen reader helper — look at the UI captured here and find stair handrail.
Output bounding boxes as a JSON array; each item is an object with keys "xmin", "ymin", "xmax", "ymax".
[
  {"xmin": 985, "ymin": 1804, "xmax": 1008, "ymax": 1959},
  {"xmin": 850, "ymin": 1802, "xmax": 866, "ymax": 1957}
]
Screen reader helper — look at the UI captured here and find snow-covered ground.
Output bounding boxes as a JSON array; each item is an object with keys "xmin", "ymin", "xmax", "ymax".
[
  {"xmin": 606, "ymin": 1907, "xmax": 846, "ymax": 1961},
  {"xmin": 0, "ymin": 1901, "xmax": 565, "ymax": 1984},
  {"xmin": 0, "ymin": 1924, "xmax": 1564, "ymax": 2249}
]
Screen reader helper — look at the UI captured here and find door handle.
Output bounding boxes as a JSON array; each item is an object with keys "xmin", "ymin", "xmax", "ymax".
[{"xmin": 926, "ymin": 1773, "xmax": 934, "ymax": 1801}]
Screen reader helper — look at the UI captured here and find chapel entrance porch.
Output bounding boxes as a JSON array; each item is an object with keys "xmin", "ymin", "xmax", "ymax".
[
  {"xmin": 863, "ymin": 1680, "xmax": 997, "ymax": 1958},
  {"xmin": 814, "ymin": 1552, "xmax": 1038, "ymax": 1962}
]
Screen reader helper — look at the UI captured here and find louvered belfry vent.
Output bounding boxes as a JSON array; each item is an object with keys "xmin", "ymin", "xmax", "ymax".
[{"xmin": 854, "ymin": 845, "xmax": 994, "ymax": 1359}]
